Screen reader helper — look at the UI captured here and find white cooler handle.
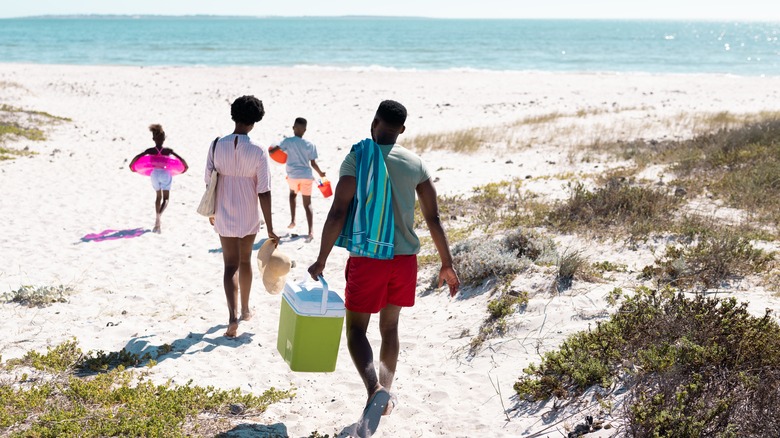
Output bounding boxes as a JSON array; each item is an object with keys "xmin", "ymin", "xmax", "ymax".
[{"xmin": 318, "ymin": 275, "xmax": 329, "ymax": 315}]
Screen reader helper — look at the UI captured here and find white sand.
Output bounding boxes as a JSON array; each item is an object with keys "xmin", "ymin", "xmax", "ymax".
[{"xmin": 1, "ymin": 64, "xmax": 780, "ymax": 437}]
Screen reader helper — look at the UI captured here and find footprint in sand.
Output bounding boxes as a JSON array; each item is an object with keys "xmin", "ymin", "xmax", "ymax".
[{"xmin": 425, "ymin": 390, "xmax": 449, "ymax": 410}]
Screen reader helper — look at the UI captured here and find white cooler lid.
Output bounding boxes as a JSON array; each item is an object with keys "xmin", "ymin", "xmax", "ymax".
[{"xmin": 283, "ymin": 280, "xmax": 345, "ymax": 318}]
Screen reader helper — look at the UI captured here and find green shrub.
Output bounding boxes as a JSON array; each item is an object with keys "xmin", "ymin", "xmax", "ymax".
[
  {"xmin": 80, "ymin": 349, "xmax": 154, "ymax": 373},
  {"xmin": 452, "ymin": 238, "xmax": 525, "ymax": 286},
  {"xmin": 5, "ymin": 339, "xmax": 82, "ymax": 373},
  {"xmin": 515, "ymin": 287, "xmax": 780, "ymax": 436},
  {"xmin": 502, "ymin": 228, "xmax": 558, "ymax": 264},
  {"xmin": 641, "ymin": 232, "xmax": 774, "ymax": 289},
  {"xmin": 468, "ymin": 282, "xmax": 529, "ymax": 357},
  {"xmin": 487, "ymin": 292, "xmax": 529, "ymax": 321},
  {"xmin": 593, "ymin": 261, "xmax": 628, "ymax": 273},
  {"xmin": 3, "ymin": 284, "xmax": 74, "ymax": 307}
]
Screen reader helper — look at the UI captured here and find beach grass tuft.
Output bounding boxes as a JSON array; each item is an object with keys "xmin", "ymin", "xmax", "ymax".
[
  {"xmin": 555, "ymin": 249, "xmax": 590, "ymax": 291},
  {"xmin": 0, "ymin": 103, "xmax": 70, "ymax": 160},
  {"xmin": 547, "ymin": 178, "xmax": 681, "ymax": 238}
]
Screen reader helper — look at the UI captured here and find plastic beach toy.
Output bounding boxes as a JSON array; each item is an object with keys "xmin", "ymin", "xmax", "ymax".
[
  {"xmin": 130, "ymin": 154, "xmax": 186, "ymax": 176},
  {"xmin": 269, "ymin": 146, "xmax": 287, "ymax": 164},
  {"xmin": 317, "ymin": 178, "xmax": 333, "ymax": 198}
]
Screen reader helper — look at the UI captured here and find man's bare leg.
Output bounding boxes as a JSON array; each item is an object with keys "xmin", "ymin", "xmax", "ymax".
[
  {"xmin": 346, "ymin": 309, "xmax": 382, "ymax": 401},
  {"xmin": 288, "ymin": 189, "xmax": 297, "ymax": 228},
  {"xmin": 378, "ymin": 304, "xmax": 401, "ymax": 415}
]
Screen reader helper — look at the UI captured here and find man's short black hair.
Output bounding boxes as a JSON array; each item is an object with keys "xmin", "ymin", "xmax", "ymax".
[
  {"xmin": 376, "ymin": 100, "xmax": 407, "ymax": 127},
  {"xmin": 231, "ymin": 95, "xmax": 265, "ymax": 125},
  {"xmin": 294, "ymin": 117, "xmax": 307, "ymax": 126}
]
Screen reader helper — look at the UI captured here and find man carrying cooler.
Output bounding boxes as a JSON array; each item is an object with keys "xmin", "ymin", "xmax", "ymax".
[{"xmin": 307, "ymin": 100, "xmax": 460, "ymax": 435}]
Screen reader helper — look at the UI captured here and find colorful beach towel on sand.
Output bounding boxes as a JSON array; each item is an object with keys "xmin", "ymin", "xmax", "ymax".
[
  {"xmin": 80, "ymin": 228, "xmax": 148, "ymax": 243},
  {"xmin": 335, "ymin": 138, "xmax": 394, "ymax": 259}
]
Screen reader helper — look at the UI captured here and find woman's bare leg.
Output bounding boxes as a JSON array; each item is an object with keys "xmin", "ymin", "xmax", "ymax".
[
  {"xmin": 220, "ymin": 236, "xmax": 241, "ymax": 337},
  {"xmin": 237, "ymin": 234, "xmax": 256, "ymax": 321}
]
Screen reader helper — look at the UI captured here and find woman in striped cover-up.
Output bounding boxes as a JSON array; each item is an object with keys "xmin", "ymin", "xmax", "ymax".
[{"xmin": 205, "ymin": 95, "xmax": 279, "ymax": 338}]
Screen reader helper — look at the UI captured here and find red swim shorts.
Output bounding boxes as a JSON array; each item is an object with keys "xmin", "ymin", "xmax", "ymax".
[{"xmin": 344, "ymin": 255, "xmax": 418, "ymax": 313}]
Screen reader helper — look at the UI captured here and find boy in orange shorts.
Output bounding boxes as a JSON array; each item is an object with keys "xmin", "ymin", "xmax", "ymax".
[
  {"xmin": 269, "ymin": 118, "xmax": 326, "ymax": 242},
  {"xmin": 308, "ymin": 100, "xmax": 460, "ymax": 434}
]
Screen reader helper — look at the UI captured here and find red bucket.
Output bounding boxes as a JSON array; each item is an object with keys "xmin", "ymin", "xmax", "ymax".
[{"xmin": 317, "ymin": 179, "xmax": 333, "ymax": 198}]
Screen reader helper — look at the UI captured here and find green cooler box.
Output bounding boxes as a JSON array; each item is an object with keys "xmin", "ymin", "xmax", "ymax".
[{"xmin": 277, "ymin": 277, "xmax": 345, "ymax": 372}]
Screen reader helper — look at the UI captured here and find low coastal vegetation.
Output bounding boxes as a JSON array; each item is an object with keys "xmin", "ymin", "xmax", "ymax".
[
  {"xmin": 0, "ymin": 102, "xmax": 70, "ymax": 160},
  {"xmin": 410, "ymin": 112, "xmax": 780, "ymax": 434},
  {"xmin": 2, "ymin": 284, "xmax": 75, "ymax": 307},
  {"xmin": 514, "ymin": 288, "xmax": 780, "ymax": 436},
  {"xmin": 547, "ymin": 179, "xmax": 682, "ymax": 238},
  {"xmin": 641, "ymin": 230, "xmax": 775, "ymax": 290},
  {"xmin": 0, "ymin": 340, "xmax": 293, "ymax": 437},
  {"xmin": 467, "ymin": 280, "xmax": 529, "ymax": 357},
  {"xmin": 590, "ymin": 115, "xmax": 780, "ymax": 224},
  {"xmin": 406, "ymin": 107, "xmax": 644, "ymax": 153}
]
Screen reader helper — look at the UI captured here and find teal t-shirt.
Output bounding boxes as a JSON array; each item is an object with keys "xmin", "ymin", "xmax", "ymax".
[{"xmin": 339, "ymin": 143, "xmax": 430, "ymax": 255}]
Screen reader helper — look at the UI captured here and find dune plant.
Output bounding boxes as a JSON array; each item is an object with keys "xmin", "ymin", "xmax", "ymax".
[
  {"xmin": 415, "ymin": 179, "xmax": 550, "ymax": 236},
  {"xmin": 640, "ymin": 231, "xmax": 774, "ymax": 290},
  {"xmin": 502, "ymin": 228, "xmax": 558, "ymax": 265},
  {"xmin": 585, "ymin": 116, "xmax": 780, "ymax": 224},
  {"xmin": 548, "ymin": 178, "xmax": 681, "ymax": 238},
  {"xmin": 451, "ymin": 228, "xmax": 558, "ymax": 286},
  {"xmin": 555, "ymin": 249, "xmax": 590, "ymax": 291},
  {"xmin": 452, "ymin": 238, "xmax": 525, "ymax": 286},
  {"xmin": 2, "ymin": 284, "xmax": 74, "ymax": 307},
  {"xmin": 406, "ymin": 107, "xmax": 645, "ymax": 154},
  {"xmin": 0, "ymin": 340, "xmax": 294, "ymax": 437},
  {"xmin": 468, "ymin": 279, "xmax": 529, "ymax": 356},
  {"xmin": 0, "ymin": 103, "xmax": 70, "ymax": 160},
  {"xmin": 407, "ymin": 126, "xmax": 496, "ymax": 153},
  {"xmin": 592, "ymin": 261, "xmax": 627, "ymax": 273},
  {"xmin": 515, "ymin": 287, "xmax": 780, "ymax": 436}
]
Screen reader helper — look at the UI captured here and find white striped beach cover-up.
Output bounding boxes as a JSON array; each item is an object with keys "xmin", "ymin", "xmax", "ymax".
[{"xmin": 205, "ymin": 134, "xmax": 272, "ymax": 238}]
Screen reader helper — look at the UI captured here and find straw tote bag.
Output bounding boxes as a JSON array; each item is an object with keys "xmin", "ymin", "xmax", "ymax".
[{"xmin": 196, "ymin": 137, "xmax": 220, "ymax": 217}]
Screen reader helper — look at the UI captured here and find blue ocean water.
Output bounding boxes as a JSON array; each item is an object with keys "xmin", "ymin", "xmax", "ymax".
[{"xmin": 0, "ymin": 17, "xmax": 778, "ymax": 75}]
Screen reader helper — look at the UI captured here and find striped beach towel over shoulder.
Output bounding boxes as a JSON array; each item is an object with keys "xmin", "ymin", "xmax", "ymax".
[{"xmin": 335, "ymin": 138, "xmax": 395, "ymax": 259}]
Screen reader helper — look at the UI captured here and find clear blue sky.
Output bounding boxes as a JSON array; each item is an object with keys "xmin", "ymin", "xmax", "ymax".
[{"xmin": 1, "ymin": 0, "xmax": 778, "ymax": 21}]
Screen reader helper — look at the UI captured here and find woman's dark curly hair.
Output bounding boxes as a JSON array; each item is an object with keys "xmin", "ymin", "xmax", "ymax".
[{"xmin": 231, "ymin": 95, "xmax": 265, "ymax": 125}]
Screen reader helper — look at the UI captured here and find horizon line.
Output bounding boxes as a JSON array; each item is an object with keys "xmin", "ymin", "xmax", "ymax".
[{"xmin": 2, "ymin": 14, "xmax": 778, "ymax": 23}]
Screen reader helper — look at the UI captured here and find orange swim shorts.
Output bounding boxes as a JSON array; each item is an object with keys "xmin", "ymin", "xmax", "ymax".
[{"xmin": 286, "ymin": 177, "xmax": 314, "ymax": 196}]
